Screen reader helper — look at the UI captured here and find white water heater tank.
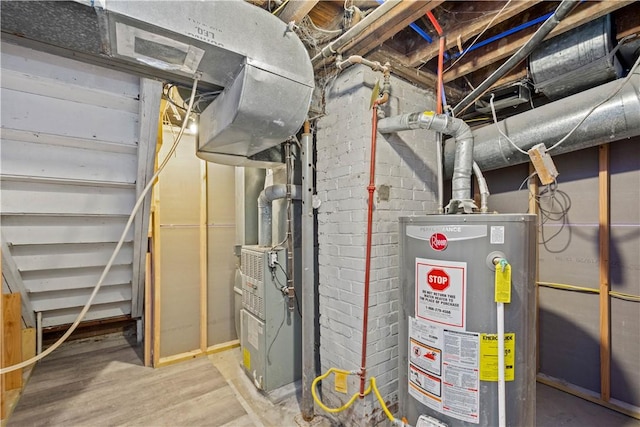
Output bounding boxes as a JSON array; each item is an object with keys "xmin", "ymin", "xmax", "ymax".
[{"xmin": 399, "ymin": 214, "xmax": 536, "ymax": 426}]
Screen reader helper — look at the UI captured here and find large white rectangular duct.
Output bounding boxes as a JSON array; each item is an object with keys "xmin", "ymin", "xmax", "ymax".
[{"xmin": 1, "ymin": 0, "xmax": 315, "ymax": 165}]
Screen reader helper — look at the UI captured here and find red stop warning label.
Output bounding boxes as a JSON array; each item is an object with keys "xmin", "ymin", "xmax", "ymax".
[
  {"xmin": 417, "ymin": 259, "xmax": 467, "ymax": 329},
  {"xmin": 427, "ymin": 268, "xmax": 450, "ymax": 291}
]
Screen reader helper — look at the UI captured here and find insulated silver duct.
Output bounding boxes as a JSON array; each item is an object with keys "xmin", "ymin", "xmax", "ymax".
[
  {"xmin": 378, "ymin": 112, "xmax": 476, "ymax": 213},
  {"xmin": 258, "ymin": 184, "xmax": 301, "ymax": 247},
  {"xmin": 444, "ymin": 66, "xmax": 640, "ymax": 176},
  {"xmin": 529, "ymin": 15, "xmax": 622, "ymax": 100}
]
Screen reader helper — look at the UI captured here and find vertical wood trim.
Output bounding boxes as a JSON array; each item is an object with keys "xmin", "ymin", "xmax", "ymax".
[
  {"xmin": 1, "ymin": 237, "xmax": 36, "ymax": 328},
  {"xmin": 2, "ymin": 293, "xmax": 22, "ymax": 390},
  {"xmin": 152, "ymin": 207, "xmax": 161, "ymax": 367},
  {"xmin": 1, "ymin": 246, "xmax": 5, "ymax": 420},
  {"xmin": 599, "ymin": 144, "xmax": 611, "ymax": 401},
  {"xmin": 144, "ymin": 251, "xmax": 152, "ymax": 367},
  {"xmin": 151, "ymin": 119, "xmax": 164, "ymax": 368},
  {"xmin": 200, "ymin": 161, "xmax": 208, "ymax": 352},
  {"xmin": 21, "ymin": 328, "xmax": 36, "ymax": 362},
  {"xmin": 132, "ymin": 78, "xmax": 163, "ymax": 319},
  {"xmin": 528, "ymin": 163, "xmax": 540, "ymax": 372}
]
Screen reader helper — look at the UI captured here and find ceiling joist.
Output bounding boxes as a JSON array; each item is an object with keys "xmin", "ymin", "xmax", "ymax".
[
  {"xmin": 443, "ymin": 0, "xmax": 634, "ymax": 84},
  {"xmin": 278, "ymin": 1, "xmax": 320, "ymax": 25},
  {"xmin": 406, "ymin": 0, "xmax": 542, "ymax": 68},
  {"xmin": 347, "ymin": 0, "xmax": 444, "ymax": 57}
]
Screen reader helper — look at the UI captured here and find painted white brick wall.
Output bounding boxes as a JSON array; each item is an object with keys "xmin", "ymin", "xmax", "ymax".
[{"xmin": 316, "ymin": 65, "xmax": 437, "ymax": 426}]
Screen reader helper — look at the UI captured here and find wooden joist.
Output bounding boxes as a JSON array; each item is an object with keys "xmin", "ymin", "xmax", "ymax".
[
  {"xmin": 443, "ymin": 1, "xmax": 634, "ymax": 83},
  {"xmin": 278, "ymin": 0, "xmax": 319, "ymax": 24},
  {"xmin": 346, "ymin": 0, "xmax": 444, "ymax": 57},
  {"xmin": 200, "ymin": 161, "xmax": 208, "ymax": 353},
  {"xmin": 599, "ymin": 144, "xmax": 611, "ymax": 402},
  {"xmin": 406, "ymin": 0, "xmax": 541, "ymax": 67},
  {"xmin": 131, "ymin": 78, "xmax": 163, "ymax": 319},
  {"xmin": 2, "ymin": 293, "xmax": 23, "ymax": 391}
]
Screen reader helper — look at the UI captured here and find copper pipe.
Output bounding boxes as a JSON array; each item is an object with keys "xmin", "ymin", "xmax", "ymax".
[
  {"xmin": 336, "ymin": 55, "xmax": 390, "ymax": 73},
  {"xmin": 359, "ymin": 70, "xmax": 390, "ymax": 398}
]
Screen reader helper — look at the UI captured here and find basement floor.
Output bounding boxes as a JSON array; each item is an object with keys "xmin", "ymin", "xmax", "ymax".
[{"xmin": 7, "ymin": 334, "xmax": 640, "ymax": 427}]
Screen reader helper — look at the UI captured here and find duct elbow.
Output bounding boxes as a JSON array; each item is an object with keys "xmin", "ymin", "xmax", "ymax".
[
  {"xmin": 257, "ymin": 184, "xmax": 302, "ymax": 246},
  {"xmin": 377, "ymin": 111, "xmax": 477, "ymax": 213}
]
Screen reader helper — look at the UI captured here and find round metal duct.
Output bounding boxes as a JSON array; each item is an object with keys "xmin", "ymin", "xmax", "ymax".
[{"xmin": 529, "ymin": 15, "xmax": 622, "ymax": 100}]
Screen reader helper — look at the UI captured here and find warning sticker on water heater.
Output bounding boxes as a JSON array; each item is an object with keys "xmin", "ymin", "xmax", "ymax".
[
  {"xmin": 409, "ymin": 317, "xmax": 480, "ymax": 424},
  {"xmin": 416, "ymin": 258, "xmax": 467, "ymax": 330}
]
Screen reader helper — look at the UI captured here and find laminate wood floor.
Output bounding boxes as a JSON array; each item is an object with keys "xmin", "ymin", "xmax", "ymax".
[{"xmin": 9, "ymin": 335, "xmax": 248, "ymax": 427}]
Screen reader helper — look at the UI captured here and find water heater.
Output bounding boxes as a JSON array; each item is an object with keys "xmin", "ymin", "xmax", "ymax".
[{"xmin": 399, "ymin": 214, "xmax": 536, "ymax": 426}]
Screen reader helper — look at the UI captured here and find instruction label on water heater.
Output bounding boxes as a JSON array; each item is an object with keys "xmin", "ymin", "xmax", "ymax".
[
  {"xmin": 416, "ymin": 258, "xmax": 467, "ymax": 330},
  {"xmin": 409, "ymin": 317, "xmax": 480, "ymax": 424}
]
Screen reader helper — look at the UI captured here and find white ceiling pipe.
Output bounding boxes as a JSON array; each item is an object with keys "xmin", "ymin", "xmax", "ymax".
[{"xmin": 310, "ymin": 0, "xmax": 402, "ymax": 65}]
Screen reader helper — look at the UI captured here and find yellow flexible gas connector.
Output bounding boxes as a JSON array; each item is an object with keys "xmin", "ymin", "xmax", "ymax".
[
  {"xmin": 311, "ymin": 368, "xmax": 367, "ymax": 413},
  {"xmin": 312, "ymin": 368, "xmax": 403, "ymax": 425}
]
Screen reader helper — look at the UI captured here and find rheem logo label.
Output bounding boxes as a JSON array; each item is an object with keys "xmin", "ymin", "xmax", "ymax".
[{"xmin": 430, "ymin": 233, "xmax": 447, "ymax": 251}]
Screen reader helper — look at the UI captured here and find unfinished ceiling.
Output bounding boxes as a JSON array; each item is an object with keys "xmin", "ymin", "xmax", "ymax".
[{"xmin": 250, "ymin": 0, "xmax": 640, "ymax": 119}]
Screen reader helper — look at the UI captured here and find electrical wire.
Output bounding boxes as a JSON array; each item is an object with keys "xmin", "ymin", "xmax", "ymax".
[
  {"xmin": 267, "ymin": 298, "xmax": 287, "ymax": 365},
  {"xmin": 519, "ymin": 173, "xmax": 573, "ymax": 251},
  {"xmin": 163, "ymin": 83, "xmax": 221, "ymax": 114},
  {"xmin": 0, "ymin": 74, "xmax": 201, "ymax": 375},
  {"xmin": 537, "ymin": 281, "xmax": 599, "ymax": 294},
  {"xmin": 443, "ymin": 0, "xmax": 512, "ymax": 73},
  {"xmin": 609, "ymin": 291, "xmax": 640, "ymax": 303},
  {"xmin": 547, "ymin": 53, "xmax": 640, "ymax": 151},
  {"xmin": 305, "ymin": 15, "xmax": 343, "ymax": 35},
  {"xmin": 452, "ymin": 0, "xmax": 579, "ymax": 116},
  {"xmin": 489, "ymin": 93, "xmax": 529, "ymax": 155},
  {"xmin": 271, "ymin": 0, "xmax": 289, "ymax": 16},
  {"xmin": 274, "ymin": 261, "xmax": 301, "ymax": 317},
  {"xmin": 537, "ymin": 282, "xmax": 640, "ymax": 302}
]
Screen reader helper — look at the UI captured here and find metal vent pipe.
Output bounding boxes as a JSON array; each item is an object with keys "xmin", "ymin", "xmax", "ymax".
[
  {"xmin": 444, "ymin": 67, "xmax": 640, "ymax": 176},
  {"xmin": 378, "ymin": 111, "xmax": 476, "ymax": 213},
  {"xmin": 258, "ymin": 184, "xmax": 301, "ymax": 247},
  {"xmin": 311, "ymin": 0, "xmax": 401, "ymax": 65}
]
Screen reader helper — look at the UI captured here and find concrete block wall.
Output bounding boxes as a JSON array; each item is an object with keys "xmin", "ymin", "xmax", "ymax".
[{"xmin": 316, "ymin": 65, "xmax": 437, "ymax": 426}]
